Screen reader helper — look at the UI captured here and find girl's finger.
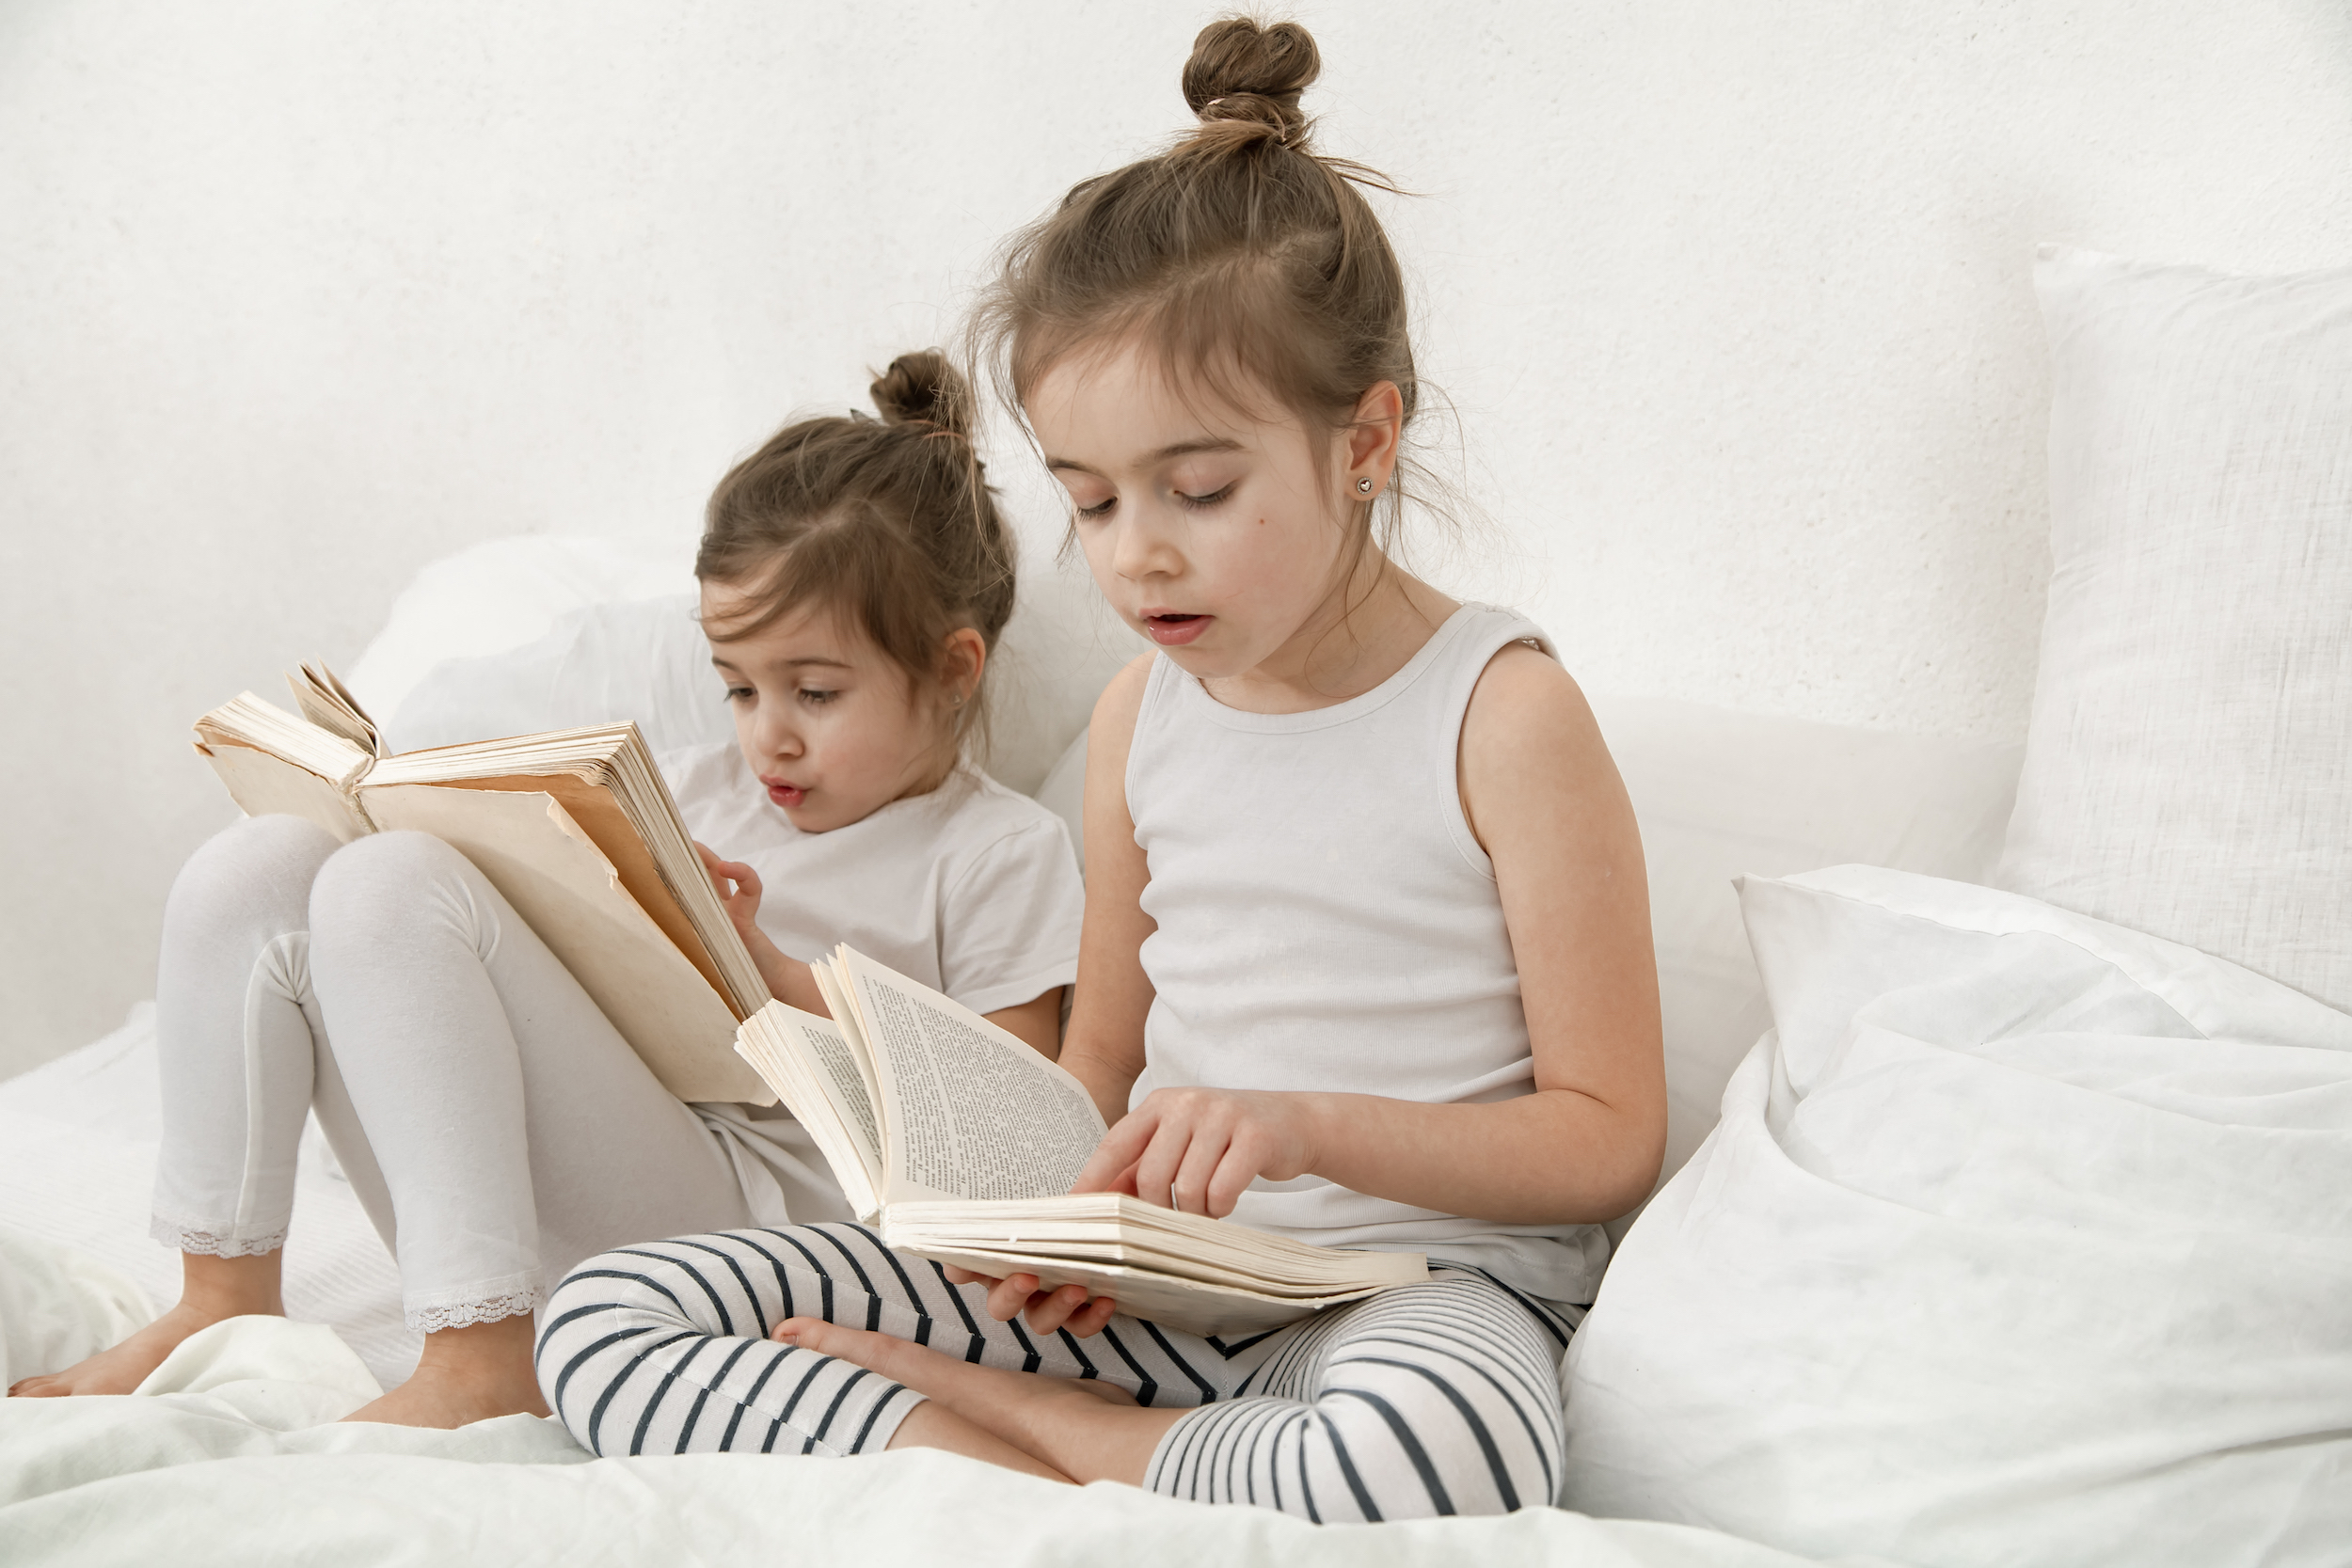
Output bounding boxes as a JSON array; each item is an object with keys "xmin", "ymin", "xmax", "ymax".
[
  {"xmin": 1129, "ymin": 1119, "xmax": 1192, "ymax": 1212},
  {"xmin": 1205, "ymin": 1136, "xmax": 1265, "ymax": 1220},
  {"xmin": 1168, "ymin": 1123, "xmax": 1232, "ymax": 1217},
  {"xmin": 986, "ymin": 1273, "xmax": 1041, "ymax": 1322},
  {"xmin": 1071, "ymin": 1112, "xmax": 1156, "ymax": 1194},
  {"xmin": 941, "ymin": 1265, "xmax": 997, "ymax": 1288},
  {"xmin": 1022, "ymin": 1283, "xmax": 1093, "ymax": 1336},
  {"xmin": 1064, "ymin": 1294, "xmax": 1120, "ymax": 1338}
]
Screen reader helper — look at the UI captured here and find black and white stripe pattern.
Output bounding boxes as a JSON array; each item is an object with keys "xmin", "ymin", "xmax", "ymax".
[{"xmin": 535, "ymin": 1222, "xmax": 1576, "ymax": 1521}]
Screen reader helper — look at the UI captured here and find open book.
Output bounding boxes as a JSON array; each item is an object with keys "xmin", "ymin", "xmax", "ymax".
[
  {"xmin": 734, "ymin": 947, "xmax": 1427, "ymax": 1338},
  {"xmin": 193, "ymin": 663, "xmax": 771, "ymax": 1104}
]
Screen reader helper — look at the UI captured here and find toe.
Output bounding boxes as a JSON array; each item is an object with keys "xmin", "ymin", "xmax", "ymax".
[{"xmin": 773, "ymin": 1319, "xmax": 927, "ymax": 1384}]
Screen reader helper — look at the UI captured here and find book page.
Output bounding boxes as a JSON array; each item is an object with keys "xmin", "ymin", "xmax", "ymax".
[
  {"xmin": 367, "ymin": 723, "xmax": 769, "ymax": 1021},
  {"xmin": 866, "ymin": 1243, "xmax": 1366, "ymax": 1338},
  {"xmin": 196, "ymin": 691, "xmax": 375, "ymax": 789},
  {"xmin": 363, "ymin": 768, "xmax": 750, "ymax": 1020},
  {"xmin": 364, "ymin": 784, "xmax": 771, "ymax": 1105},
  {"xmin": 812, "ymin": 958, "xmax": 886, "ymax": 1135},
  {"xmin": 196, "ymin": 742, "xmax": 373, "ymax": 843},
  {"xmin": 288, "ymin": 662, "xmax": 383, "ymax": 757},
  {"xmin": 836, "ymin": 949, "xmax": 1107, "ymax": 1206},
  {"xmin": 735, "ymin": 1003, "xmax": 882, "ymax": 1220}
]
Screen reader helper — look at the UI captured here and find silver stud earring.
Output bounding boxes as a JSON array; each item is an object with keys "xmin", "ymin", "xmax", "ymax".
[{"xmin": 1356, "ymin": 476, "xmax": 1375, "ymax": 495}]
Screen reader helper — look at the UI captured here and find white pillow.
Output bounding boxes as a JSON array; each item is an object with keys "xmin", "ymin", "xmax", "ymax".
[
  {"xmin": 370, "ymin": 539, "xmax": 1141, "ymax": 797},
  {"xmin": 345, "ymin": 535, "xmax": 694, "ymax": 722},
  {"xmin": 1561, "ymin": 866, "xmax": 2352, "ymax": 1560},
  {"xmin": 1587, "ymin": 696, "xmax": 2020, "ymax": 1206},
  {"xmin": 384, "ymin": 594, "xmax": 735, "ymax": 759},
  {"xmin": 1998, "ymin": 245, "xmax": 2352, "ymax": 1013}
]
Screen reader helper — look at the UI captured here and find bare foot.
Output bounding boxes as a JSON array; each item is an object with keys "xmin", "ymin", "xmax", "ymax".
[
  {"xmin": 9, "ymin": 1250, "xmax": 284, "ymax": 1399},
  {"xmin": 10, "ymin": 1302, "xmax": 244, "ymax": 1398},
  {"xmin": 341, "ymin": 1312, "xmax": 548, "ymax": 1429},
  {"xmin": 775, "ymin": 1317, "xmax": 1179, "ymax": 1483},
  {"xmin": 342, "ymin": 1360, "xmax": 549, "ymax": 1428}
]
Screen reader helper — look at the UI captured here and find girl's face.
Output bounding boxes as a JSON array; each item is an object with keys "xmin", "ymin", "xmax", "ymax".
[
  {"xmin": 701, "ymin": 583, "xmax": 961, "ymax": 834},
  {"xmin": 1027, "ymin": 342, "xmax": 1373, "ymax": 688}
]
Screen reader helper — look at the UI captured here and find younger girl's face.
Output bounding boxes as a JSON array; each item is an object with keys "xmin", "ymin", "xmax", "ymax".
[
  {"xmin": 1027, "ymin": 342, "xmax": 1363, "ymax": 688},
  {"xmin": 701, "ymin": 583, "xmax": 953, "ymax": 834}
]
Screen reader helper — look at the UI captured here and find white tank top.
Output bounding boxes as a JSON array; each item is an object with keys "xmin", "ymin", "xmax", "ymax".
[{"xmin": 1125, "ymin": 603, "xmax": 1611, "ymax": 1304}]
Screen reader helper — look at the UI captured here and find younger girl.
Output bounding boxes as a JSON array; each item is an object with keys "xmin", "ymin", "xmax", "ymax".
[
  {"xmin": 9, "ymin": 353, "xmax": 1086, "ymax": 1429},
  {"xmin": 532, "ymin": 19, "xmax": 1665, "ymax": 1519}
]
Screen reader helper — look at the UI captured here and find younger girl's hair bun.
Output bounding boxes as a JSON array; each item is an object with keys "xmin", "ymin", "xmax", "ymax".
[
  {"xmin": 1182, "ymin": 16, "xmax": 1319, "ymax": 148},
  {"xmin": 869, "ymin": 348, "xmax": 972, "ymax": 439}
]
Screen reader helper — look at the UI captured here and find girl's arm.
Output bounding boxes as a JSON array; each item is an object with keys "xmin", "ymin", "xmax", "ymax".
[
  {"xmin": 698, "ymin": 844, "xmax": 831, "ymax": 1016},
  {"xmin": 1074, "ymin": 645, "xmax": 1666, "ymax": 1226},
  {"xmin": 1053, "ymin": 656, "xmax": 1158, "ymax": 1123}
]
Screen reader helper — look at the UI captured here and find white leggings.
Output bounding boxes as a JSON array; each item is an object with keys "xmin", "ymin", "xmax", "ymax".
[
  {"xmin": 151, "ymin": 814, "xmax": 841, "ymax": 1331},
  {"xmin": 537, "ymin": 1222, "xmax": 1578, "ymax": 1522}
]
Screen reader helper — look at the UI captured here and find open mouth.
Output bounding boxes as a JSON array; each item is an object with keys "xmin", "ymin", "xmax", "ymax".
[
  {"xmin": 1144, "ymin": 612, "xmax": 1211, "ymax": 646},
  {"xmin": 766, "ymin": 782, "xmax": 807, "ymax": 808}
]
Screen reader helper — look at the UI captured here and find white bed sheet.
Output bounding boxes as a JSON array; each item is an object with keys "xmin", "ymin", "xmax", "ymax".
[
  {"xmin": 0, "ymin": 1021, "xmax": 1844, "ymax": 1566},
  {"xmin": 0, "ymin": 1006, "xmax": 421, "ymax": 1390},
  {"xmin": 0, "ymin": 1239, "xmax": 1843, "ymax": 1568}
]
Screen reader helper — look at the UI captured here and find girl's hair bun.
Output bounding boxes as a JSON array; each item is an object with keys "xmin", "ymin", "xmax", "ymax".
[
  {"xmin": 869, "ymin": 348, "xmax": 972, "ymax": 439},
  {"xmin": 1182, "ymin": 17, "xmax": 1319, "ymax": 148}
]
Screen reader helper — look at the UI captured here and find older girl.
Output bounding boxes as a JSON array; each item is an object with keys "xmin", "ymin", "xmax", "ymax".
[
  {"xmin": 533, "ymin": 19, "xmax": 1664, "ymax": 1518},
  {"xmin": 10, "ymin": 353, "xmax": 1084, "ymax": 1429}
]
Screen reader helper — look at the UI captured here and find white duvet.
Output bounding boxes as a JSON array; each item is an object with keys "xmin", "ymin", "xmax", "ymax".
[
  {"xmin": 4, "ymin": 865, "xmax": 2344, "ymax": 1566},
  {"xmin": 1564, "ymin": 866, "xmax": 2352, "ymax": 1566},
  {"xmin": 0, "ymin": 1232, "xmax": 1824, "ymax": 1568}
]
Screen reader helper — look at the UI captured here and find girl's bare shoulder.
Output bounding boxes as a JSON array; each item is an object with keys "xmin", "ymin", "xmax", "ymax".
[
  {"xmin": 1459, "ymin": 643, "xmax": 1629, "ymax": 836},
  {"xmin": 1089, "ymin": 652, "xmax": 1160, "ymax": 751}
]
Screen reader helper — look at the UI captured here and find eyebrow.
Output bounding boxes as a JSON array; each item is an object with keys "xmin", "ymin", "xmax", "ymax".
[
  {"xmin": 1046, "ymin": 436, "xmax": 1244, "ymax": 478},
  {"xmin": 709, "ymin": 654, "xmax": 854, "ymax": 673}
]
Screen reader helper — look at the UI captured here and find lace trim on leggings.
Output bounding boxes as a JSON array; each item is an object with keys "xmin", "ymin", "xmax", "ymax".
[
  {"xmin": 405, "ymin": 1287, "xmax": 543, "ymax": 1334},
  {"xmin": 151, "ymin": 1213, "xmax": 287, "ymax": 1259}
]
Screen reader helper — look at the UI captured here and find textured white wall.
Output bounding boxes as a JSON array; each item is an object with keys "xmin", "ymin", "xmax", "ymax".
[{"xmin": 3, "ymin": 0, "xmax": 2348, "ymax": 1075}]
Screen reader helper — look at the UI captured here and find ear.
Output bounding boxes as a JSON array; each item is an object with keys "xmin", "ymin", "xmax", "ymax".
[
  {"xmin": 1343, "ymin": 380, "xmax": 1406, "ymax": 499},
  {"xmin": 940, "ymin": 626, "xmax": 988, "ymax": 705}
]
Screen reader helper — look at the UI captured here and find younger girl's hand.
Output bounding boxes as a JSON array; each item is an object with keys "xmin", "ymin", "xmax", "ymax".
[
  {"xmin": 939, "ymin": 1265, "xmax": 1120, "ymax": 1338},
  {"xmin": 1073, "ymin": 1087, "xmax": 1318, "ymax": 1220},
  {"xmin": 695, "ymin": 842, "xmax": 763, "ymax": 942}
]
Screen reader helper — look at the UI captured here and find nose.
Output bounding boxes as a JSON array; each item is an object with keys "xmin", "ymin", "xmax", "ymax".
[
  {"xmin": 1110, "ymin": 505, "xmax": 1184, "ymax": 584},
  {"xmin": 748, "ymin": 702, "xmax": 803, "ymax": 764}
]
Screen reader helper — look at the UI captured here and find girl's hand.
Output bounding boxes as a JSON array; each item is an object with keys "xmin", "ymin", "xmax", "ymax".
[
  {"xmin": 695, "ymin": 842, "xmax": 763, "ymax": 943},
  {"xmin": 1073, "ymin": 1087, "xmax": 1318, "ymax": 1220},
  {"xmin": 696, "ymin": 842, "xmax": 813, "ymax": 1008},
  {"xmin": 939, "ymin": 1265, "xmax": 1121, "ymax": 1338},
  {"xmin": 946, "ymin": 1090, "xmax": 1318, "ymax": 1334}
]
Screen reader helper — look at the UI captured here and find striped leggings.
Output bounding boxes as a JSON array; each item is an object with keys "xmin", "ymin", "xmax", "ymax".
[{"xmin": 535, "ymin": 1222, "xmax": 1580, "ymax": 1522}]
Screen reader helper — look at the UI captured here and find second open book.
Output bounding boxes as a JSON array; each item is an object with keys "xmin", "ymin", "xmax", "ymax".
[{"xmin": 735, "ymin": 949, "xmax": 1426, "ymax": 1338}]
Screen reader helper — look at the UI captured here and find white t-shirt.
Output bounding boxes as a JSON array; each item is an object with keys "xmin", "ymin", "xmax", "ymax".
[
  {"xmin": 660, "ymin": 741, "xmax": 1085, "ymax": 1019},
  {"xmin": 660, "ymin": 741, "xmax": 1086, "ymax": 1229}
]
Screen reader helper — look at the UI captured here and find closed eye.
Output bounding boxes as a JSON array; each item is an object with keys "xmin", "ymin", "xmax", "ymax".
[
  {"xmin": 723, "ymin": 685, "xmax": 755, "ymax": 705},
  {"xmin": 797, "ymin": 688, "xmax": 839, "ymax": 706},
  {"xmin": 1176, "ymin": 483, "xmax": 1235, "ymax": 511}
]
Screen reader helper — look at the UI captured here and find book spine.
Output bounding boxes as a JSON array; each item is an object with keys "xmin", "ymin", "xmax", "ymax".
[{"xmin": 342, "ymin": 759, "xmax": 381, "ymax": 832}]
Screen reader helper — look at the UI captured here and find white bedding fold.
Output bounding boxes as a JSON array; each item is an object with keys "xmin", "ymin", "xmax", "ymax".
[{"xmin": 1562, "ymin": 865, "xmax": 2352, "ymax": 1567}]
